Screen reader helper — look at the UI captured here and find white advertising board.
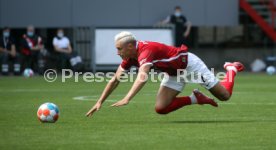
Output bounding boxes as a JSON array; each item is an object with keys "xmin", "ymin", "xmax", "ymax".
[{"xmin": 95, "ymin": 29, "xmax": 173, "ymax": 65}]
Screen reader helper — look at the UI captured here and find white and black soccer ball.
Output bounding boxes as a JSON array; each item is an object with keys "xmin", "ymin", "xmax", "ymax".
[
  {"xmin": 23, "ymin": 68, "xmax": 34, "ymax": 77},
  {"xmin": 37, "ymin": 103, "xmax": 59, "ymax": 123},
  {"xmin": 266, "ymin": 66, "xmax": 275, "ymax": 75}
]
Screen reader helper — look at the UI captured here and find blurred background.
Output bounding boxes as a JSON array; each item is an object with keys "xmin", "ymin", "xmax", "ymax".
[{"xmin": 0, "ymin": 0, "xmax": 275, "ymax": 74}]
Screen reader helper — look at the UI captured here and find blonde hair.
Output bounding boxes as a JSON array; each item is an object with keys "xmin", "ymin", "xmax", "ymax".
[{"xmin": 114, "ymin": 31, "xmax": 136, "ymax": 45}]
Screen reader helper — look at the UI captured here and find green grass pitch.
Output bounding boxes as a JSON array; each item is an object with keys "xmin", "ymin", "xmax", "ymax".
[{"xmin": 0, "ymin": 73, "xmax": 275, "ymax": 150}]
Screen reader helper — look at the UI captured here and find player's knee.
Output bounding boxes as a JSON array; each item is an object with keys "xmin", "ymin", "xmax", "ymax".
[{"xmin": 155, "ymin": 106, "xmax": 169, "ymax": 115}]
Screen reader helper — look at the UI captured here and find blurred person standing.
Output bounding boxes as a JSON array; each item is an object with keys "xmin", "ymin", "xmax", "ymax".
[
  {"xmin": 21, "ymin": 25, "xmax": 45, "ymax": 74},
  {"xmin": 53, "ymin": 28, "xmax": 83, "ymax": 71},
  {"xmin": 0, "ymin": 27, "xmax": 21, "ymax": 75},
  {"xmin": 162, "ymin": 6, "xmax": 192, "ymax": 47}
]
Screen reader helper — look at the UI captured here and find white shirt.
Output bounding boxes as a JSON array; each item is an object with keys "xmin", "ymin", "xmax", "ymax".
[{"xmin": 53, "ymin": 36, "xmax": 70, "ymax": 49}]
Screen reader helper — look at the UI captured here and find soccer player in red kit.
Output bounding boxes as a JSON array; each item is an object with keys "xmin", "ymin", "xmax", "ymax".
[{"xmin": 86, "ymin": 31, "xmax": 244, "ymax": 117}]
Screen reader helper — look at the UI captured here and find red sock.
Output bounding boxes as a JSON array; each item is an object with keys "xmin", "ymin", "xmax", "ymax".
[
  {"xmin": 220, "ymin": 70, "xmax": 236, "ymax": 95},
  {"xmin": 155, "ymin": 96, "xmax": 191, "ymax": 114}
]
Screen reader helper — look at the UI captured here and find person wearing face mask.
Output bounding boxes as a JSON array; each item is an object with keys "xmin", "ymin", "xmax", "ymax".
[
  {"xmin": 21, "ymin": 25, "xmax": 45, "ymax": 74},
  {"xmin": 0, "ymin": 27, "xmax": 21, "ymax": 75},
  {"xmin": 162, "ymin": 6, "xmax": 192, "ymax": 47},
  {"xmin": 53, "ymin": 28, "xmax": 83, "ymax": 71}
]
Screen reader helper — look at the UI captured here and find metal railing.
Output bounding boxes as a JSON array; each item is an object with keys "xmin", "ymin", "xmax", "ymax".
[{"xmin": 259, "ymin": 0, "xmax": 276, "ymax": 28}]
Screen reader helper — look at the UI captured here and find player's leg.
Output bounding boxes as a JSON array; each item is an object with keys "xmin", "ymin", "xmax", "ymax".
[
  {"xmin": 22, "ymin": 54, "xmax": 31, "ymax": 71},
  {"xmin": 30, "ymin": 51, "xmax": 38, "ymax": 72},
  {"xmin": 37, "ymin": 51, "xmax": 45, "ymax": 75},
  {"xmin": 209, "ymin": 83, "xmax": 231, "ymax": 101},
  {"xmin": 155, "ymin": 75, "xmax": 217, "ymax": 115},
  {"xmin": 209, "ymin": 62, "xmax": 244, "ymax": 101},
  {"xmin": 187, "ymin": 53, "xmax": 244, "ymax": 101},
  {"xmin": 1, "ymin": 53, "xmax": 9, "ymax": 75},
  {"xmin": 185, "ymin": 53, "xmax": 245, "ymax": 102},
  {"xmin": 155, "ymin": 85, "xmax": 180, "ymax": 113},
  {"xmin": 12, "ymin": 54, "xmax": 21, "ymax": 75},
  {"xmin": 185, "ymin": 52, "xmax": 226, "ymax": 103}
]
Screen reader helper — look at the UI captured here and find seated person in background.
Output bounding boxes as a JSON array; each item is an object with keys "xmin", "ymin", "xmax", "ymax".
[
  {"xmin": 21, "ymin": 25, "xmax": 45, "ymax": 74},
  {"xmin": 53, "ymin": 28, "xmax": 83, "ymax": 71},
  {"xmin": 0, "ymin": 27, "xmax": 20, "ymax": 75}
]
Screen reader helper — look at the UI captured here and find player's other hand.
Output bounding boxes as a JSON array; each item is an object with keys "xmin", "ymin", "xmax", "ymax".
[
  {"xmin": 111, "ymin": 98, "xmax": 129, "ymax": 107},
  {"xmin": 86, "ymin": 102, "xmax": 102, "ymax": 117},
  {"xmin": 10, "ymin": 51, "xmax": 16, "ymax": 57},
  {"xmin": 183, "ymin": 31, "xmax": 189, "ymax": 38}
]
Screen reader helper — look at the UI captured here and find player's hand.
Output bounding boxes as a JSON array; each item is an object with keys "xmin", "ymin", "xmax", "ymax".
[
  {"xmin": 10, "ymin": 51, "xmax": 16, "ymax": 57},
  {"xmin": 38, "ymin": 45, "xmax": 44, "ymax": 49},
  {"xmin": 86, "ymin": 102, "xmax": 102, "ymax": 117},
  {"xmin": 183, "ymin": 31, "xmax": 189, "ymax": 38},
  {"xmin": 31, "ymin": 46, "xmax": 39, "ymax": 51},
  {"xmin": 111, "ymin": 98, "xmax": 129, "ymax": 107},
  {"xmin": 3, "ymin": 49, "xmax": 9, "ymax": 54},
  {"xmin": 64, "ymin": 50, "xmax": 72, "ymax": 54}
]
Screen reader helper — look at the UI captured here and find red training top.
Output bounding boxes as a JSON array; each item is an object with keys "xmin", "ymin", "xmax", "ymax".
[{"xmin": 120, "ymin": 41, "xmax": 188, "ymax": 75}]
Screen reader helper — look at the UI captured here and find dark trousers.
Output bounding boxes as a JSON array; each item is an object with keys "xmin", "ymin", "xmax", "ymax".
[
  {"xmin": 0, "ymin": 53, "xmax": 21, "ymax": 75},
  {"xmin": 175, "ymin": 32, "xmax": 187, "ymax": 47},
  {"xmin": 56, "ymin": 51, "xmax": 83, "ymax": 71},
  {"xmin": 22, "ymin": 51, "xmax": 45, "ymax": 75}
]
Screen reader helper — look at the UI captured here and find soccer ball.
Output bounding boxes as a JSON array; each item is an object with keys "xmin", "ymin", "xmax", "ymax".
[
  {"xmin": 266, "ymin": 66, "xmax": 275, "ymax": 75},
  {"xmin": 37, "ymin": 102, "xmax": 59, "ymax": 123},
  {"xmin": 23, "ymin": 68, "xmax": 34, "ymax": 77}
]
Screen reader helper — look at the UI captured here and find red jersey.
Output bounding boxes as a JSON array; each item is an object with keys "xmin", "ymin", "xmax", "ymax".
[
  {"xmin": 120, "ymin": 41, "xmax": 188, "ymax": 75},
  {"xmin": 21, "ymin": 34, "xmax": 43, "ymax": 55}
]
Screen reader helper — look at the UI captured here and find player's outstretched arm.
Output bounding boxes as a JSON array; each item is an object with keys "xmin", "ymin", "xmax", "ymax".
[
  {"xmin": 86, "ymin": 66, "xmax": 124, "ymax": 117},
  {"xmin": 111, "ymin": 64, "xmax": 151, "ymax": 107}
]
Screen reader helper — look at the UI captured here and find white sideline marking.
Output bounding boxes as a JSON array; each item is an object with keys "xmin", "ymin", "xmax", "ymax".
[{"xmin": 73, "ymin": 93, "xmax": 156, "ymax": 103}]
